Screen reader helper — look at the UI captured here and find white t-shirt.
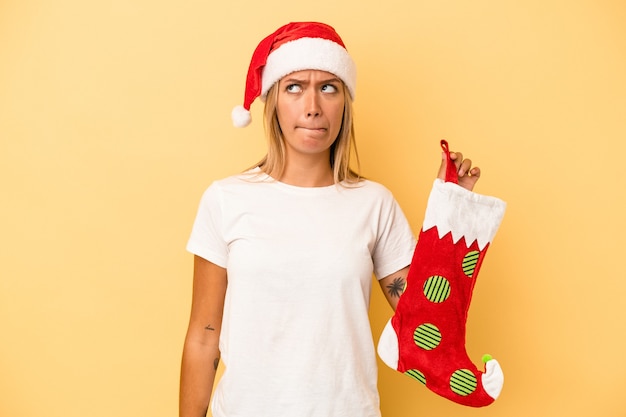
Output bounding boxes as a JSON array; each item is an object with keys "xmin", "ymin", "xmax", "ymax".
[{"xmin": 187, "ymin": 170, "xmax": 416, "ymax": 417}]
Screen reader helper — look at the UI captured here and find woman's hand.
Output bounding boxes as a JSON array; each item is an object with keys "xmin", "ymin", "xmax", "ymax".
[{"xmin": 437, "ymin": 150, "xmax": 481, "ymax": 192}]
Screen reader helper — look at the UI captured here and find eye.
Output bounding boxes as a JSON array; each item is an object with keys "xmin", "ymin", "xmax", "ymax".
[
  {"xmin": 321, "ymin": 84, "xmax": 338, "ymax": 93},
  {"xmin": 286, "ymin": 84, "xmax": 302, "ymax": 93}
]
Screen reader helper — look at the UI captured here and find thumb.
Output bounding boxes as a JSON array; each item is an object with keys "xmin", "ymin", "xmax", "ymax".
[{"xmin": 437, "ymin": 151, "xmax": 448, "ymax": 181}]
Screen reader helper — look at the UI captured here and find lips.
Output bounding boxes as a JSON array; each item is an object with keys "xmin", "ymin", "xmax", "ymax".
[{"xmin": 298, "ymin": 126, "xmax": 327, "ymax": 132}]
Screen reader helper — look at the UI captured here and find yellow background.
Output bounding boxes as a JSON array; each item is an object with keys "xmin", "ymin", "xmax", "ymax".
[{"xmin": 1, "ymin": 0, "xmax": 625, "ymax": 416}]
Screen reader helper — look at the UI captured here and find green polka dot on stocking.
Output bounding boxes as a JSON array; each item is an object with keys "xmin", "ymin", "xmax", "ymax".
[
  {"xmin": 450, "ymin": 369, "xmax": 477, "ymax": 396},
  {"xmin": 423, "ymin": 275, "xmax": 451, "ymax": 303},
  {"xmin": 405, "ymin": 369, "xmax": 426, "ymax": 385},
  {"xmin": 462, "ymin": 251, "xmax": 480, "ymax": 278},
  {"xmin": 414, "ymin": 323, "xmax": 442, "ymax": 350}
]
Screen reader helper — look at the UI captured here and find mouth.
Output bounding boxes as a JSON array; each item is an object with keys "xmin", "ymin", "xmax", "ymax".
[{"xmin": 298, "ymin": 126, "xmax": 327, "ymax": 132}]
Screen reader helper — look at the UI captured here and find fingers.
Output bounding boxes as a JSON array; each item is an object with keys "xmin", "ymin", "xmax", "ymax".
[
  {"xmin": 448, "ymin": 152, "xmax": 467, "ymax": 176},
  {"xmin": 440, "ymin": 150, "xmax": 481, "ymax": 191},
  {"xmin": 450, "ymin": 152, "xmax": 479, "ymax": 178},
  {"xmin": 459, "ymin": 159, "xmax": 481, "ymax": 192},
  {"xmin": 450, "ymin": 152, "xmax": 464, "ymax": 175},
  {"xmin": 468, "ymin": 166, "xmax": 481, "ymax": 178},
  {"xmin": 458, "ymin": 155, "xmax": 471, "ymax": 177}
]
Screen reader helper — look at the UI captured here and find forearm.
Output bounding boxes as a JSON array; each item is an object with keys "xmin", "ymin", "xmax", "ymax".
[
  {"xmin": 179, "ymin": 339, "xmax": 220, "ymax": 417},
  {"xmin": 180, "ymin": 256, "xmax": 227, "ymax": 417}
]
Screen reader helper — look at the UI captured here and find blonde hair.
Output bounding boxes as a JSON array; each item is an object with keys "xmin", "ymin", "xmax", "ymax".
[{"xmin": 253, "ymin": 82, "xmax": 362, "ymax": 185}]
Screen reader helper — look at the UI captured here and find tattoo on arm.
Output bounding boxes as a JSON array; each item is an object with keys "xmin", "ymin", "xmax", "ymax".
[
  {"xmin": 386, "ymin": 277, "xmax": 406, "ymax": 298},
  {"xmin": 205, "ymin": 324, "xmax": 215, "ymax": 331},
  {"xmin": 213, "ymin": 357, "xmax": 220, "ymax": 370}
]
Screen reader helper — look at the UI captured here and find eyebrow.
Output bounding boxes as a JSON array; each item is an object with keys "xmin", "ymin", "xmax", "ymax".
[{"xmin": 281, "ymin": 76, "xmax": 342, "ymax": 85}]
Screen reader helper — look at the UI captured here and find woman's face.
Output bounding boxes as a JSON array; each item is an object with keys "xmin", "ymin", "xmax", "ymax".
[{"xmin": 276, "ymin": 70, "xmax": 345, "ymax": 161}]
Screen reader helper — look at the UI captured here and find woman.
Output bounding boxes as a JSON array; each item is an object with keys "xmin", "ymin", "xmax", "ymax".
[{"xmin": 179, "ymin": 22, "xmax": 484, "ymax": 417}]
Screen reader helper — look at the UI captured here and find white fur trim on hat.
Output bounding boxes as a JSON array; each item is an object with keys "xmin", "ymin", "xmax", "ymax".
[{"xmin": 260, "ymin": 37, "xmax": 356, "ymax": 101}]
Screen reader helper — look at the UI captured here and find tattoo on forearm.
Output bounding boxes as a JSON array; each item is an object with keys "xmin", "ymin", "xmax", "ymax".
[
  {"xmin": 386, "ymin": 277, "xmax": 405, "ymax": 298},
  {"xmin": 205, "ymin": 324, "xmax": 215, "ymax": 331},
  {"xmin": 213, "ymin": 357, "xmax": 220, "ymax": 370}
]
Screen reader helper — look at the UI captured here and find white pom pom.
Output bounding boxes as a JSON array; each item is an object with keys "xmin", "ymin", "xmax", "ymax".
[{"xmin": 231, "ymin": 105, "xmax": 252, "ymax": 128}]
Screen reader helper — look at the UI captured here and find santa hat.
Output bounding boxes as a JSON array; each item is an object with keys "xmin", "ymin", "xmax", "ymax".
[{"xmin": 231, "ymin": 22, "xmax": 357, "ymax": 128}]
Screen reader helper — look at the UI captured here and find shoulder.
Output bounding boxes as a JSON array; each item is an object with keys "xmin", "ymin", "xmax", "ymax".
[
  {"xmin": 205, "ymin": 168, "xmax": 267, "ymax": 192},
  {"xmin": 346, "ymin": 179, "xmax": 395, "ymax": 200},
  {"xmin": 333, "ymin": 179, "xmax": 401, "ymax": 212},
  {"xmin": 197, "ymin": 168, "xmax": 277, "ymax": 209}
]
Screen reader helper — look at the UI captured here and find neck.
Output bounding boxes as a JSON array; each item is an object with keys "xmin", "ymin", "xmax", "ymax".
[{"xmin": 279, "ymin": 151, "xmax": 334, "ymax": 187}]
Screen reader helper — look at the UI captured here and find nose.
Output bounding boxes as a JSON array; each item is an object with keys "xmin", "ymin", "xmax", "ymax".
[{"xmin": 305, "ymin": 90, "xmax": 321, "ymax": 118}]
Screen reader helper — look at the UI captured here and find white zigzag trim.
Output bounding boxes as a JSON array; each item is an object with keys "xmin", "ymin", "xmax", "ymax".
[{"xmin": 422, "ymin": 179, "xmax": 507, "ymax": 250}]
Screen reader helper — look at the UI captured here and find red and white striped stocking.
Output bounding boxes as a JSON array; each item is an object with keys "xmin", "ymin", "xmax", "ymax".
[{"xmin": 377, "ymin": 140, "xmax": 506, "ymax": 407}]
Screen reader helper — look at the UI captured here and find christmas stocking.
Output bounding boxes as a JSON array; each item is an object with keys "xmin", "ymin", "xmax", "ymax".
[{"xmin": 377, "ymin": 140, "xmax": 506, "ymax": 407}]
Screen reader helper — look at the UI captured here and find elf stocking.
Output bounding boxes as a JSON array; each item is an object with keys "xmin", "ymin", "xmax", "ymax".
[{"xmin": 377, "ymin": 140, "xmax": 506, "ymax": 407}]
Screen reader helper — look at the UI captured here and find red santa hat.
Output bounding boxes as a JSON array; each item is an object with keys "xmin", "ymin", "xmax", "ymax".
[{"xmin": 231, "ymin": 22, "xmax": 357, "ymax": 127}]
